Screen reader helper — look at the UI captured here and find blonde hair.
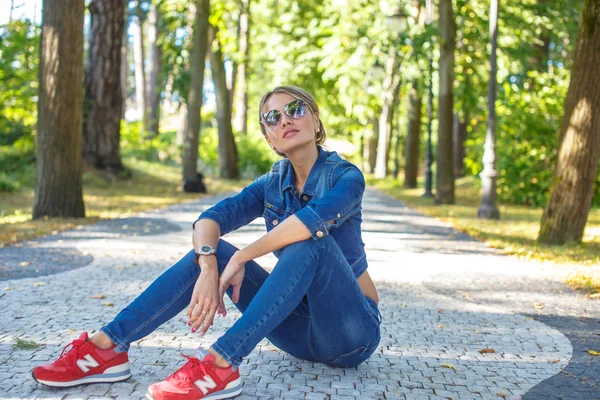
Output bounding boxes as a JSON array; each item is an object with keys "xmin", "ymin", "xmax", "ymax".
[{"xmin": 259, "ymin": 86, "xmax": 326, "ymax": 157}]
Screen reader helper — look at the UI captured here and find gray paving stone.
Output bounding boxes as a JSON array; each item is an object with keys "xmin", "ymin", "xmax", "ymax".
[{"xmin": 0, "ymin": 189, "xmax": 583, "ymax": 399}]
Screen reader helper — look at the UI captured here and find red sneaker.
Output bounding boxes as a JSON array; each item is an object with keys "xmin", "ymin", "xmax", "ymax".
[
  {"xmin": 32, "ymin": 332, "xmax": 131, "ymax": 387},
  {"xmin": 146, "ymin": 349, "xmax": 241, "ymax": 400}
]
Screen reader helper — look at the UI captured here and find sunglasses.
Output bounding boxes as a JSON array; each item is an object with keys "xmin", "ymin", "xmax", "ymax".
[{"xmin": 261, "ymin": 99, "xmax": 308, "ymax": 128}]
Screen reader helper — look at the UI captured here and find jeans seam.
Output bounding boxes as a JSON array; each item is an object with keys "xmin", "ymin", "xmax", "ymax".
[
  {"xmin": 228, "ymin": 249, "xmax": 320, "ymax": 361},
  {"xmin": 212, "ymin": 342, "xmax": 240, "ymax": 367},
  {"xmin": 120, "ymin": 267, "xmax": 198, "ymax": 346},
  {"xmin": 100, "ymin": 326, "xmax": 128, "ymax": 352}
]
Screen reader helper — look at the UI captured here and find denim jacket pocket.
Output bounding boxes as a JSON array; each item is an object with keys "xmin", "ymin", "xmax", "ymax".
[
  {"xmin": 263, "ymin": 207, "xmax": 286, "ymax": 231},
  {"xmin": 330, "ymin": 344, "xmax": 378, "ymax": 368}
]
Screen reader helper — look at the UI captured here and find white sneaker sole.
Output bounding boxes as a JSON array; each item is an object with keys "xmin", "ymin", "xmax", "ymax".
[{"xmin": 33, "ymin": 362, "xmax": 131, "ymax": 388}]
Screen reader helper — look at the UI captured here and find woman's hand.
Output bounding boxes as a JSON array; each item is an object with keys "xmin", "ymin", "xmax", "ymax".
[
  {"xmin": 219, "ymin": 252, "xmax": 246, "ymax": 304},
  {"xmin": 187, "ymin": 257, "xmax": 220, "ymax": 335}
]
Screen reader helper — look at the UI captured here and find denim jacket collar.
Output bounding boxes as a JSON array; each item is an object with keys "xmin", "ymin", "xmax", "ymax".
[{"xmin": 281, "ymin": 146, "xmax": 327, "ymax": 197}]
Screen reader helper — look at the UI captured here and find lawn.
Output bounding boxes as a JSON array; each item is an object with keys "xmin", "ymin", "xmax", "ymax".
[
  {"xmin": 0, "ymin": 157, "xmax": 247, "ymax": 247},
  {"xmin": 369, "ymin": 175, "xmax": 600, "ymax": 293}
]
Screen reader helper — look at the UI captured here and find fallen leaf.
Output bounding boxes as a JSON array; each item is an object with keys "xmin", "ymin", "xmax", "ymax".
[
  {"xmin": 548, "ymin": 359, "xmax": 560, "ymax": 364},
  {"xmin": 102, "ymin": 302, "xmax": 115, "ymax": 307},
  {"xmin": 115, "ymin": 265, "xmax": 126, "ymax": 270},
  {"xmin": 496, "ymin": 393, "xmax": 508, "ymax": 398},
  {"xmin": 478, "ymin": 348, "xmax": 495, "ymax": 354},
  {"xmin": 534, "ymin": 303, "xmax": 544, "ymax": 309},
  {"xmin": 20, "ymin": 262, "xmax": 30, "ymax": 267},
  {"xmin": 440, "ymin": 363, "xmax": 456, "ymax": 370},
  {"xmin": 587, "ymin": 350, "xmax": 599, "ymax": 356},
  {"xmin": 90, "ymin": 294, "xmax": 106, "ymax": 299},
  {"xmin": 438, "ymin": 324, "xmax": 446, "ymax": 329},
  {"xmin": 33, "ymin": 282, "xmax": 45, "ymax": 287},
  {"xmin": 588, "ymin": 293, "xmax": 600, "ymax": 299}
]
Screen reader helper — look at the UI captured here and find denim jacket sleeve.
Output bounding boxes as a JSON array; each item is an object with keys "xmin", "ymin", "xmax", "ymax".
[
  {"xmin": 193, "ymin": 174, "xmax": 268, "ymax": 235},
  {"xmin": 295, "ymin": 165, "xmax": 365, "ymax": 240}
]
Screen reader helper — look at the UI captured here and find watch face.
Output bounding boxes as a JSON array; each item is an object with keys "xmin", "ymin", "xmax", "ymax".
[{"xmin": 200, "ymin": 245, "xmax": 212, "ymax": 253}]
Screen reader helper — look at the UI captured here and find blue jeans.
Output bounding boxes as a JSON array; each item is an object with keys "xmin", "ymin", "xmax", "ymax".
[{"xmin": 101, "ymin": 236, "xmax": 382, "ymax": 368}]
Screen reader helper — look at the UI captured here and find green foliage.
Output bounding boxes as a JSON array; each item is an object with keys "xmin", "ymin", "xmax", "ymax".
[
  {"xmin": 121, "ymin": 121, "xmax": 182, "ymax": 163},
  {"xmin": 0, "ymin": 20, "xmax": 39, "ymax": 144},
  {"xmin": 12, "ymin": 336, "xmax": 44, "ymax": 350}
]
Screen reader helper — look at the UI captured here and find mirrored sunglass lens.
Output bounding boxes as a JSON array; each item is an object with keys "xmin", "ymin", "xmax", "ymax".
[
  {"xmin": 264, "ymin": 110, "xmax": 281, "ymax": 126},
  {"xmin": 285, "ymin": 100, "xmax": 306, "ymax": 118}
]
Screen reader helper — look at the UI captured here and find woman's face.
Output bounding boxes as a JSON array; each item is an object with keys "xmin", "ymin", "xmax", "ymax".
[{"xmin": 261, "ymin": 92, "xmax": 319, "ymax": 155}]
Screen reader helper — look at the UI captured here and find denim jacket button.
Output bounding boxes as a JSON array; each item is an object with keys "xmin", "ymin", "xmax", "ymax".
[
  {"xmin": 272, "ymin": 220, "xmax": 279, "ymax": 226},
  {"xmin": 302, "ymin": 195, "xmax": 308, "ymax": 201},
  {"xmin": 337, "ymin": 213, "xmax": 341, "ymax": 218},
  {"xmin": 316, "ymin": 230, "xmax": 324, "ymax": 238}
]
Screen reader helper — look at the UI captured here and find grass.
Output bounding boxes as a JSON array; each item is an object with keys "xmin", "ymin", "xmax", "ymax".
[
  {"xmin": 12, "ymin": 336, "xmax": 44, "ymax": 350},
  {"xmin": 369, "ymin": 175, "xmax": 600, "ymax": 293},
  {"xmin": 0, "ymin": 157, "xmax": 248, "ymax": 247}
]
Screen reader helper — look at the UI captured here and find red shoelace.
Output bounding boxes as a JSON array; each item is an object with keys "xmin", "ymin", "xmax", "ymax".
[
  {"xmin": 58, "ymin": 338, "xmax": 86, "ymax": 368},
  {"xmin": 170, "ymin": 354, "xmax": 210, "ymax": 384}
]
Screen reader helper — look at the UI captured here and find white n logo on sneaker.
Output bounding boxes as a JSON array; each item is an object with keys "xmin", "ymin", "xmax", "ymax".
[
  {"xmin": 76, "ymin": 354, "xmax": 100, "ymax": 373},
  {"xmin": 194, "ymin": 375, "xmax": 217, "ymax": 395}
]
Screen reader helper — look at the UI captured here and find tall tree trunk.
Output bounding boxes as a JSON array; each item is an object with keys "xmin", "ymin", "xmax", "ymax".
[
  {"xmin": 538, "ymin": 0, "xmax": 600, "ymax": 244},
  {"xmin": 453, "ymin": 113, "xmax": 468, "ymax": 177},
  {"xmin": 182, "ymin": 0, "xmax": 210, "ymax": 184},
  {"xmin": 436, "ymin": 0, "xmax": 456, "ymax": 204},
  {"xmin": 9, "ymin": 0, "xmax": 15, "ymax": 22},
  {"xmin": 375, "ymin": 48, "xmax": 401, "ymax": 179},
  {"xmin": 233, "ymin": 0, "xmax": 251, "ymax": 135},
  {"xmin": 404, "ymin": 80, "xmax": 422, "ymax": 188},
  {"xmin": 133, "ymin": 2, "xmax": 148, "ymax": 133},
  {"xmin": 209, "ymin": 26, "xmax": 239, "ymax": 179},
  {"xmin": 365, "ymin": 117, "xmax": 379, "ymax": 173},
  {"xmin": 147, "ymin": 0, "xmax": 162, "ymax": 136},
  {"xmin": 120, "ymin": 11, "xmax": 129, "ymax": 121},
  {"xmin": 83, "ymin": 0, "xmax": 126, "ymax": 173},
  {"xmin": 385, "ymin": 81, "xmax": 401, "ymax": 175},
  {"xmin": 34, "ymin": 0, "xmax": 85, "ymax": 218}
]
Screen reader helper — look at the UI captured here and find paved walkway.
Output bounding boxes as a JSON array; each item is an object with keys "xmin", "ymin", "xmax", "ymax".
[{"xmin": 0, "ymin": 188, "xmax": 599, "ymax": 400}]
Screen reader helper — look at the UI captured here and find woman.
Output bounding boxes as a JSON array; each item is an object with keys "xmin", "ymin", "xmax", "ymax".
[{"xmin": 32, "ymin": 86, "xmax": 382, "ymax": 400}]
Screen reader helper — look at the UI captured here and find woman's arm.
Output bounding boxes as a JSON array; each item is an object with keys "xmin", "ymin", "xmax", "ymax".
[{"xmin": 234, "ymin": 215, "xmax": 310, "ymax": 263}]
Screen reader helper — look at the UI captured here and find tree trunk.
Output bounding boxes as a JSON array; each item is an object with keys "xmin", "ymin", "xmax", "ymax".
[
  {"xmin": 209, "ymin": 25, "xmax": 239, "ymax": 179},
  {"xmin": 120, "ymin": 11, "xmax": 129, "ymax": 121},
  {"xmin": 375, "ymin": 48, "xmax": 401, "ymax": 179},
  {"xmin": 404, "ymin": 80, "xmax": 422, "ymax": 188},
  {"xmin": 453, "ymin": 113, "xmax": 468, "ymax": 177},
  {"xmin": 34, "ymin": 0, "xmax": 86, "ymax": 218},
  {"xmin": 366, "ymin": 117, "xmax": 379, "ymax": 173},
  {"xmin": 147, "ymin": 0, "xmax": 162, "ymax": 136},
  {"xmin": 436, "ymin": 0, "xmax": 456, "ymax": 204},
  {"xmin": 83, "ymin": 0, "xmax": 126, "ymax": 173},
  {"xmin": 385, "ymin": 81, "xmax": 401, "ymax": 176},
  {"xmin": 538, "ymin": 0, "xmax": 600, "ymax": 244},
  {"xmin": 233, "ymin": 0, "xmax": 251, "ymax": 135},
  {"xmin": 133, "ymin": 2, "xmax": 148, "ymax": 133},
  {"xmin": 182, "ymin": 0, "xmax": 210, "ymax": 183}
]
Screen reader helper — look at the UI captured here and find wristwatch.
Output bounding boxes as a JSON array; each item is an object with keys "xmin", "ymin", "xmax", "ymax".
[{"xmin": 196, "ymin": 245, "xmax": 217, "ymax": 258}]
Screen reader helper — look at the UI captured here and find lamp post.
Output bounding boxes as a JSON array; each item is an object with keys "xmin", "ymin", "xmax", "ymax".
[{"xmin": 423, "ymin": 0, "xmax": 434, "ymax": 197}]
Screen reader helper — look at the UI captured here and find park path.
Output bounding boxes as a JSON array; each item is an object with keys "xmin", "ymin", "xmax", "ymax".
[{"xmin": 0, "ymin": 187, "xmax": 598, "ymax": 400}]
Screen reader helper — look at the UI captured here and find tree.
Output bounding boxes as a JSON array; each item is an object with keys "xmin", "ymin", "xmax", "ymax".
[
  {"xmin": 209, "ymin": 25, "xmax": 239, "ymax": 179},
  {"xmin": 477, "ymin": 0, "xmax": 501, "ymax": 219},
  {"xmin": 133, "ymin": 0, "xmax": 148, "ymax": 133},
  {"xmin": 182, "ymin": 0, "xmax": 210, "ymax": 186},
  {"xmin": 83, "ymin": 0, "xmax": 127, "ymax": 172},
  {"xmin": 34, "ymin": 0, "xmax": 85, "ymax": 218},
  {"xmin": 375, "ymin": 47, "xmax": 401, "ymax": 179},
  {"xmin": 233, "ymin": 0, "xmax": 251, "ymax": 136},
  {"xmin": 147, "ymin": 0, "xmax": 162, "ymax": 136},
  {"xmin": 538, "ymin": 0, "xmax": 600, "ymax": 244},
  {"xmin": 436, "ymin": 0, "xmax": 456, "ymax": 204},
  {"xmin": 404, "ymin": 80, "xmax": 422, "ymax": 188}
]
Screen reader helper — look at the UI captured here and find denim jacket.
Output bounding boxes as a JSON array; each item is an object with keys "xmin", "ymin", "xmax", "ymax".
[{"xmin": 195, "ymin": 146, "xmax": 368, "ymax": 278}]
